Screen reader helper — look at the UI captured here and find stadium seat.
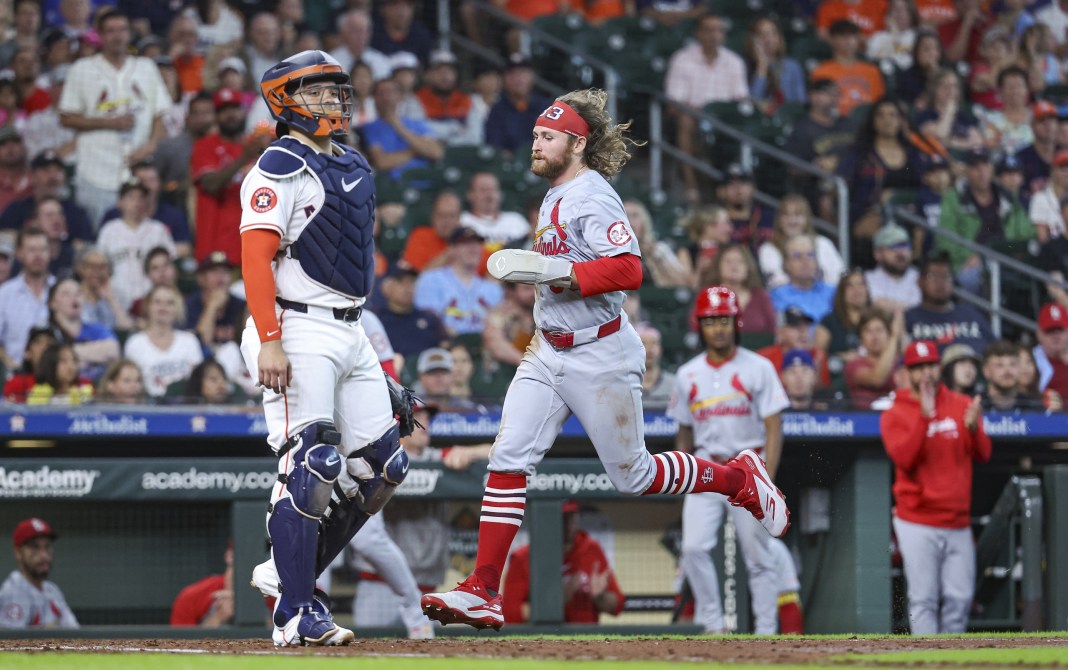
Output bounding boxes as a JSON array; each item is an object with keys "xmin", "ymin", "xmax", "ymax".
[{"xmin": 739, "ymin": 331, "xmax": 775, "ymax": 350}]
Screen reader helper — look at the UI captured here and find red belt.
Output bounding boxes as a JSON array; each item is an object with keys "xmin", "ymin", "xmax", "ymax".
[{"xmin": 541, "ymin": 315, "xmax": 622, "ymax": 350}]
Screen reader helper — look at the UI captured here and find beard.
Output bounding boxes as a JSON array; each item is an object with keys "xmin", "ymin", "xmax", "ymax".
[
  {"xmin": 219, "ymin": 117, "xmax": 246, "ymax": 137},
  {"xmin": 531, "ymin": 151, "xmax": 572, "ymax": 180}
]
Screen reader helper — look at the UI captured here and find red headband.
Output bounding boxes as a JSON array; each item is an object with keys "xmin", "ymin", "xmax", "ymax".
[{"xmin": 536, "ymin": 101, "xmax": 590, "ymax": 139}]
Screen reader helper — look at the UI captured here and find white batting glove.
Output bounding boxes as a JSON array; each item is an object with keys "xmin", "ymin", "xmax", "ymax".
[{"xmin": 487, "ymin": 249, "xmax": 573, "ymax": 288}]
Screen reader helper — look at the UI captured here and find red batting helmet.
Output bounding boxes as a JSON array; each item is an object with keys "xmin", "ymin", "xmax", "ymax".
[{"xmin": 694, "ymin": 286, "xmax": 739, "ymax": 319}]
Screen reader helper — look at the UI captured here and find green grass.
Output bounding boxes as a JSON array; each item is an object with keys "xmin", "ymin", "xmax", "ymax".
[{"xmin": 845, "ymin": 647, "xmax": 1068, "ymax": 664}]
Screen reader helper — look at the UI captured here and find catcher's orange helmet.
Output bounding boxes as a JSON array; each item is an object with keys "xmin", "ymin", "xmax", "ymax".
[{"xmin": 260, "ymin": 50, "xmax": 353, "ymax": 137}]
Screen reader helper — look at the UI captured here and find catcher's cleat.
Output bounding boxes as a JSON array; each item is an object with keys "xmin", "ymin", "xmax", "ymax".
[
  {"xmin": 273, "ymin": 608, "xmax": 354, "ymax": 647},
  {"xmin": 726, "ymin": 449, "xmax": 791, "ymax": 538},
  {"xmin": 421, "ymin": 575, "xmax": 504, "ymax": 631}
]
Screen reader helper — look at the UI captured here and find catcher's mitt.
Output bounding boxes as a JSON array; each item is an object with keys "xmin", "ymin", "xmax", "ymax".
[{"xmin": 385, "ymin": 373, "xmax": 423, "ymax": 437}]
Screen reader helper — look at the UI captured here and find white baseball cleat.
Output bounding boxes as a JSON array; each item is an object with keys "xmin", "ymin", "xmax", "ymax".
[
  {"xmin": 487, "ymin": 249, "xmax": 572, "ymax": 287},
  {"xmin": 421, "ymin": 576, "xmax": 504, "ymax": 630},
  {"xmin": 726, "ymin": 449, "xmax": 791, "ymax": 538}
]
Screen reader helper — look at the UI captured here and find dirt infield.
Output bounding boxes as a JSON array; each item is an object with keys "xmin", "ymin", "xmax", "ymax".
[{"xmin": 2, "ymin": 635, "xmax": 1067, "ymax": 665}]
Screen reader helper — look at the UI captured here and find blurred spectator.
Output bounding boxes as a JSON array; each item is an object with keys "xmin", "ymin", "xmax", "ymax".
[
  {"xmin": 192, "ymin": 88, "xmax": 272, "ymax": 264},
  {"xmin": 372, "ymin": 0, "xmax": 432, "ymax": 65},
  {"xmin": 11, "ymin": 46, "xmax": 51, "ymax": 116},
  {"xmin": 882, "ymin": 339, "xmax": 990, "ymax": 635},
  {"xmin": 1033, "ymin": 301, "xmax": 1068, "ymax": 397},
  {"xmin": 940, "ymin": 343, "xmax": 980, "ymax": 395},
  {"xmin": 186, "ymin": 251, "xmax": 245, "ymax": 352},
  {"xmin": 784, "ymin": 78, "xmax": 854, "ymax": 210},
  {"xmin": 182, "ymin": 358, "xmax": 243, "ymax": 404},
  {"xmin": 349, "ymin": 61, "xmax": 378, "ymax": 129},
  {"xmin": 29, "ymin": 196, "xmax": 79, "ymax": 276},
  {"xmin": 483, "ymin": 282, "xmax": 535, "ymax": 368},
  {"xmin": 329, "ymin": 9, "xmax": 390, "ymax": 79},
  {"xmin": 758, "ymin": 194, "xmax": 844, "ymax": 289},
  {"xmin": 460, "ymin": 171, "xmax": 528, "ymax": 248},
  {"xmin": 938, "ymin": 0, "xmax": 993, "ymax": 63},
  {"xmin": 1018, "ymin": 24, "xmax": 1061, "ymax": 89},
  {"xmin": 0, "ymin": 0, "xmax": 42, "ymax": 69},
  {"xmin": 123, "ymin": 284, "xmax": 203, "ymax": 398},
  {"xmin": 3, "ymin": 327, "xmax": 57, "ymax": 402},
  {"xmin": 895, "ymin": 30, "xmax": 946, "ymax": 106},
  {"xmin": 154, "ymin": 92, "xmax": 214, "ymax": 214},
  {"xmin": 0, "ymin": 127, "xmax": 31, "ymax": 215},
  {"xmin": 448, "ymin": 341, "xmax": 477, "ymax": 405},
  {"xmin": 401, "ymin": 191, "xmax": 463, "ymax": 271},
  {"xmin": 969, "ymin": 28, "xmax": 1017, "ymax": 110},
  {"xmin": 414, "ymin": 227, "xmax": 503, "ymax": 336},
  {"xmin": 914, "ymin": 69, "xmax": 983, "ymax": 152},
  {"xmin": 817, "ymin": 0, "xmax": 886, "ymax": 38},
  {"xmin": 59, "ymin": 9, "xmax": 171, "ymax": 227},
  {"xmin": 905, "ymin": 253, "xmax": 995, "ymax": 352},
  {"xmin": 0, "ymin": 228, "xmax": 54, "ymax": 370},
  {"xmin": 638, "ymin": 0, "xmax": 705, "ymax": 26},
  {"xmin": 101, "ymin": 159, "xmax": 192, "ymax": 257},
  {"xmin": 757, "ymin": 306, "xmax": 832, "ymax": 386},
  {"xmin": 417, "ymin": 50, "xmax": 478, "ymax": 145},
  {"xmin": 0, "ymin": 237, "xmax": 13, "ymax": 285},
  {"xmin": 693, "ymin": 243, "xmax": 776, "ymax": 335},
  {"xmin": 412, "ymin": 347, "xmax": 481, "ymax": 411},
  {"xmin": 0, "ymin": 150, "xmax": 93, "ymax": 251},
  {"xmin": 1037, "ymin": 0, "xmax": 1068, "ymax": 58},
  {"xmin": 375, "ymin": 260, "xmax": 449, "ymax": 357},
  {"xmin": 0, "ymin": 518, "xmax": 78, "ymax": 628},
  {"xmin": 1018, "ymin": 342, "xmax": 1042, "ymax": 394},
  {"xmin": 866, "ymin": 0, "xmax": 918, "ymax": 70},
  {"xmin": 171, "ymin": 543, "xmax": 234, "ymax": 626},
  {"xmin": 0, "ymin": 78, "xmax": 26, "ymax": 130},
  {"xmin": 815, "ymin": 268, "xmax": 871, "ymax": 360},
  {"xmin": 21, "ymin": 65, "xmax": 77, "ymax": 163},
  {"xmin": 245, "ymin": 12, "xmax": 282, "ymax": 81},
  {"xmin": 769, "ymin": 236, "xmax": 836, "ymax": 323},
  {"xmin": 468, "ymin": 64, "xmax": 501, "ymax": 146},
  {"xmin": 781, "ymin": 349, "xmax": 835, "ymax": 411},
  {"xmin": 936, "ymin": 147, "xmax": 1032, "ymax": 294},
  {"xmin": 45, "ymin": 276, "xmax": 119, "ymax": 381},
  {"xmin": 676, "ymin": 205, "xmax": 733, "ymax": 290},
  {"xmin": 637, "ymin": 322, "xmax": 675, "ymax": 409},
  {"xmin": 389, "ymin": 51, "xmax": 427, "ymax": 121},
  {"xmin": 1016, "ymin": 100, "xmax": 1058, "ymax": 201},
  {"xmin": 998, "ymin": 0, "xmax": 1036, "ymax": 38},
  {"xmin": 503, "ymin": 500, "xmax": 624, "ymax": 624},
  {"xmin": 95, "ymin": 357, "xmax": 145, "ymax": 404},
  {"xmin": 916, "ymin": 154, "xmax": 953, "ymax": 254},
  {"xmin": 485, "ymin": 54, "xmax": 551, "ymax": 157},
  {"xmin": 718, "ymin": 163, "xmax": 774, "ymax": 252},
  {"xmin": 980, "ymin": 340, "xmax": 1051, "ymax": 411},
  {"xmin": 866, "ymin": 224, "xmax": 921, "ymax": 312},
  {"xmin": 167, "ymin": 14, "xmax": 204, "ymax": 96},
  {"xmin": 1028, "ymin": 149, "xmax": 1068, "ymax": 242},
  {"xmin": 624, "ymin": 199, "xmax": 690, "ymax": 289},
  {"xmin": 995, "ymin": 153, "xmax": 1026, "ymax": 205},
  {"xmin": 744, "ymin": 18, "xmax": 806, "ymax": 115},
  {"xmin": 96, "ymin": 179, "xmax": 177, "ymax": 313},
  {"xmin": 26, "ymin": 341, "xmax": 93, "ymax": 405},
  {"xmin": 810, "ymin": 20, "xmax": 885, "ymax": 118},
  {"xmin": 977, "ymin": 66, "xmax": 1034, "ymax": 154},
  {"xmin": 664, "ymin": 14, "xmax": 748, "ymax": 202},
  {"xmin": 845, "ymin": 307, "xmax": 904, "ymax": 409},
  {"xmin": 182, "ymin": 0, "xmax": 243, "ymax": 49},
  {"xmin": 837, "ymin": 98, "xmax": 924, "ymax": 266},
  {"xmin": 130, "ymin": 246, "xmax": 177, "ymax": 321},
  {"xmin": 362, "ymin": 76, "xmax": 443, "ymax": 181}
]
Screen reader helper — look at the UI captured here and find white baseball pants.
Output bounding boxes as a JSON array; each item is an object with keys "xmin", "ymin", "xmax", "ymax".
[{"xmin": 893, "ymin": 516, "xmax": 975, "ymax": 634}]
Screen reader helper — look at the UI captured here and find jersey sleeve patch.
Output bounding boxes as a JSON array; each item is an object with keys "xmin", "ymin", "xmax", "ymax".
[
  {"xmin": 607, "ymin": 221, "xmax": 632, "ymax": 247},
  {"xmin": 250, "ymin": 187, "xmax": 278, "ymax": 214}
]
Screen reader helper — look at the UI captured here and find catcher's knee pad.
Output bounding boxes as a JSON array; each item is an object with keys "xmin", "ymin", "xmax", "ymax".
[
  {"xmin": 283, "ymin": 422, "xmax": 343, "ymax": 518},
  {"xmin": 353, "ymin": 424, "xmax": 408, "ymax": 515}
]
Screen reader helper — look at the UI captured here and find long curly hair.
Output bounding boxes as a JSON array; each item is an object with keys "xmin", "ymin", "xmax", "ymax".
[{"xmin": 556, "ymin": 88, "xmax": 645, "ymax": 178}]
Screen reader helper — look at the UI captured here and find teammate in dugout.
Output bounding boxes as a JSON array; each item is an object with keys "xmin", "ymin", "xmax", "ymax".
[
  {"xmin": 669, "ymin": 285, "xmax": 792, "ymax": 634},
  {"xmin": 238, "ymin": 50, "xmax": 414, "ymax": 647},
  {"xmin": 881, "ymin": 340, "xmax": 991, "ymax": 635},
  {"xmin": 421, "ymin": 89, "xmax": 791, "ymax": 631},
  {"xmin": 0, "ymin": 518, "xmax": 78, "ymax": 628}
]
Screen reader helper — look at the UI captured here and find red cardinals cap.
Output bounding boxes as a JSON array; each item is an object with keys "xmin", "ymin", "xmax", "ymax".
[
  {"xmin": 213, "ymin": 87, "xmax": 242, "ymax": 110},
  {"xmin": 694, "ymin": 285, "xmax": 739, "ymax": 319},
  {"xmin": 904, "ymin": 340, "xmax": 940, "ymax": 367},
  {"xmin": 561, "ymin": 499, "xmax": 580, "ymax": 514},
  {"xmin": 13, "ymin": 518, "xmax": 56, "ymax": 548},
  {"xmin": 1034, "ymin": 100, "xmax": 1059, "ymax": 121},
  {"xmin": 1039, "ymin": 302, "xmax": 1068, "ymax": 332}
]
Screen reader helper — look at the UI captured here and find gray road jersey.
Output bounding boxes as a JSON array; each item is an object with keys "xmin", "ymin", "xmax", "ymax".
[
  {"xmin": 0, "ymin": 570, "xmax": 78, "ymax": 628},
  {"xmin": 532, "ymin": 170, "xmax": 641, "ymax": 332}
]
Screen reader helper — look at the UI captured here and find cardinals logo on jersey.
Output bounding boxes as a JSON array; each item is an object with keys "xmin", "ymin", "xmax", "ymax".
[
  {"xmin": 688, "ymin": 374, "xmax": 753, "ymax": 420},
  {"xmin": 533, "ymin": 198, "xmax": 571, "ymax": 256},
  {"xmin": 730, "ymin": 374, "xmax": 752, "ymax": 401}
]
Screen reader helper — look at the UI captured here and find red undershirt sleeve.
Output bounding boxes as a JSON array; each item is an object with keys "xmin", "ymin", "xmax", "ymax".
[
  {"xmin": 241, "ymin": 228, "xmax": 282, "ymax": 343},
  {"xmin": 380, "ymin": 359, "xmax": 399, "ymax": 381},
  {"xmin": 572, "ymin": 253, "xmax": 643, "ymax": 298}
]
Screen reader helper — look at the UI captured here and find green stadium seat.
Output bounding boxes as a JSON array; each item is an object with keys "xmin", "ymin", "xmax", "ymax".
[
  {"xmin": 443, "ymin": 145, "xmax": 501, "ymax": 171},
  {"xmin": 739, "ymin": 331, "xmax": 775, "ymax": 350}
]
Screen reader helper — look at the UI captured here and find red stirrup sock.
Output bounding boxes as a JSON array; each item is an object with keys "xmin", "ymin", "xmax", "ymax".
[
  {"xmin": 472, "ymin": 472, "xmax": 527, "ymax": 593},
  {"xmin": 641, "ymin": 451, "xmax": 745, "ymax": 496},
  {"xmin": 778, "ymin": 593, "xmax": 804, "ymax": 634}
]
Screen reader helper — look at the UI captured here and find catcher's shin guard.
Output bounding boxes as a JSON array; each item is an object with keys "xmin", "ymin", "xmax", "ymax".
[{"xmin": 269, "ymin": 422, "xmax": 343, "ymax": 626}]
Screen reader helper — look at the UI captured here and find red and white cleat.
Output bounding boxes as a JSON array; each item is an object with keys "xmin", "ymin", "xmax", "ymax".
[
  {"xmin": 420, "ymin": 576, "xmax": 504, "ymax": 631},
  {"xmin": 727, "ymin": 448, "xmax": 791, "ymax": 538}
]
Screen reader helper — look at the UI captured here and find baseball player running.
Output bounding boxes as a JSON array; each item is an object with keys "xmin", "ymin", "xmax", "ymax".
[
  {"xmin": 421, "ymin": 89, "xmax": 790, "ymax": 631},
  {"xmin": 240, "ymin": 50, "xmax": 410, "ymax": 646},
  {"xmin": 668, "ymin": 286, "xmax": 791, "ymax": 634}
]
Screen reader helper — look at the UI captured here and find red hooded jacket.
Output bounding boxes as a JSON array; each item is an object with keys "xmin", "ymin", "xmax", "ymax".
[{"xmin": 880, "ymin": 385, "xmax": 992, "ymax": 528}]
